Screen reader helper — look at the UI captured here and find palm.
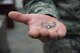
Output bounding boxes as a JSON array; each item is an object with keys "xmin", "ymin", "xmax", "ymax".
[{"xmin": 8, "ymin": 11, "xmax": 67, "ymax": 40}]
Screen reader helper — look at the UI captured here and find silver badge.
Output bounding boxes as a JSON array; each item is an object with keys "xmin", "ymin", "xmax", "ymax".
[{"xmin": 41, "ymin": 21, "xmax": 56, "ymax": 29}]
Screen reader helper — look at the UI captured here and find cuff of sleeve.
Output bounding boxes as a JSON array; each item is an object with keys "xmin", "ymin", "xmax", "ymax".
[{"xmin": 31, "ymin": 10, "xmax": 60, "ymax": 19}]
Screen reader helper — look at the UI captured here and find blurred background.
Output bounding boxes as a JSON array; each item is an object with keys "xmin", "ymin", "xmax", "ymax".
[{"xmin": 0, "ymin": 0, "xmax": 43, "ymax": 53}]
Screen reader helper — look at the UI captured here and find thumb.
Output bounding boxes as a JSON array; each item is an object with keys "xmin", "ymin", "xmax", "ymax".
[{"xmin": 8, "ymin": 11, "xmax": 31, "ymax": 24}]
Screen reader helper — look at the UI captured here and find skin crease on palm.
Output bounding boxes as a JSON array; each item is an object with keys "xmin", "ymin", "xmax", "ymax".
[{"xmin": 8, "ymin": 11, "xmax": 67, "ymax": 40}]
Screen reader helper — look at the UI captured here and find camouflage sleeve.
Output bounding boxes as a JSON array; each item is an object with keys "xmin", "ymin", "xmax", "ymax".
[{"xmin": 23, "ymin": 0, "xmax": 60, "ymax": 19}]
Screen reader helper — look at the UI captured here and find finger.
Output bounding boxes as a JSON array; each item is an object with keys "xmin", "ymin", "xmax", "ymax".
[
  {"xmin": 38, "ymin": 29, "xmax": 50, "ymax": 42},
  {"xmin": 8, "ymin": 11, "xmax": 31, "ymax": 24},
  {"xmin": 40, "ymin": 29, "xmax": 49, "ymax": 37},
  {"xmin": 57, "ymin": 25, "xmax": 67, "ymax": 38},
  {"xmin": 49, "ymin": 30, "xmax": 58, "ymax": 39},
  {"xmin": 28, "ymin": 26, "xmax": 40, "ymax": 38}
]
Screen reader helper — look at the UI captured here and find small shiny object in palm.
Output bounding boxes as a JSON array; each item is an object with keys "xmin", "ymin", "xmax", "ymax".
[{"xmin": 41, "ymin": 21, "xmax": 56, "ymax": 29}]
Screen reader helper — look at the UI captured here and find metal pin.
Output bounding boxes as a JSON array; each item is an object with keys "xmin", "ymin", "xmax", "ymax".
[{"xmin": 41, "ymin": 21, "xmax": 56, "ymax": 29}]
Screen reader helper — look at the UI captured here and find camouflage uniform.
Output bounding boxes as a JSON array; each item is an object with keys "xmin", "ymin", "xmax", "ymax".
[{"xmin": 23, "ymin": 0, "xmax": 80, "ymax": 53}]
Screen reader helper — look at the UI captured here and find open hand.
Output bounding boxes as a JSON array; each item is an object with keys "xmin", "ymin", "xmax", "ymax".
[{"xmin": 8, "ymin": 11, "xmax": 67, "ymax": 41}]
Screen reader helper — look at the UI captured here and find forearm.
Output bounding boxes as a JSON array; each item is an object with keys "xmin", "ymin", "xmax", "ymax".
[{"xmin": 23, "ymin": 0, "xmax": 60, "ymax": 19}]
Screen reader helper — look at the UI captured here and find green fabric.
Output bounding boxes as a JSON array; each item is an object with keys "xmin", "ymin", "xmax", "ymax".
[
  {"xmin": 23, "ymin": 0, "xmax": 60, "ymax": 19},
  {"xmin": 43, "ymin": 36, "xmax": 80, "ymax": 53}
]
